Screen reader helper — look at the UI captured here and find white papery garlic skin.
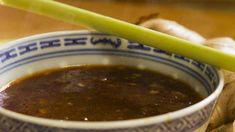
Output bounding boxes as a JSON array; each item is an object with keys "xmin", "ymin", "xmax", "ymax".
[
  {"xmin": 204, "ymin": 37, "xmax": 235, "ymax": 55},
  {"xmin": 140, "ymin": 18, "xmax": 206, "ymax": 44}
]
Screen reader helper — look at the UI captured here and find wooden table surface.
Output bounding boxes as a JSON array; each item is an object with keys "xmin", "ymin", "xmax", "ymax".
[{"xmin": 0, "ymin": 0, "xmax": 234, "ymax": 41}]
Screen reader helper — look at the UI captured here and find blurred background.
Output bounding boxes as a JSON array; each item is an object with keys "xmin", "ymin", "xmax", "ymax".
[{"xmin": 0, "ymin": 0, "xmax": 234, "ymax": 41}]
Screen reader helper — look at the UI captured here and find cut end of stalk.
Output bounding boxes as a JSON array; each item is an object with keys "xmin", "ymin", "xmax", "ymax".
[{"xmin": 0, "ymin": 0, "xmax": 4, "ymax": 5}]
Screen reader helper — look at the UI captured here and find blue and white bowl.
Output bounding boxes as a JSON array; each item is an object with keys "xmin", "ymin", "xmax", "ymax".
[{"xmin": 0, "ymin": 31, "xmax": 224, "ymax": 132}]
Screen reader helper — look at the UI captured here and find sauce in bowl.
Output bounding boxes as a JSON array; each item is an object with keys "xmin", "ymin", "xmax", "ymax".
[{"xmin": 0, "ymin": 65, "xmax": 202, "ymax": 121}]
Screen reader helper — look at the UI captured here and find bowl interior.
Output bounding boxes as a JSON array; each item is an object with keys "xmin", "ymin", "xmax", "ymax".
[{"xmin": 0, "ymin": 31, "xmax": 221, "ymax": 98}]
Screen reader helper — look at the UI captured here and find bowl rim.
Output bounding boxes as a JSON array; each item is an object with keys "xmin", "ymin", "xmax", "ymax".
[{"xmin": 0, "ymin": 30, "xmax": 224, "ymax": 129}]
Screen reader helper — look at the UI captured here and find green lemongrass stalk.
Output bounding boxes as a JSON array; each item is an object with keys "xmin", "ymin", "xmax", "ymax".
[{"xmin": 1, "ymin": 0, "xmax": 235, "ymax": 72}]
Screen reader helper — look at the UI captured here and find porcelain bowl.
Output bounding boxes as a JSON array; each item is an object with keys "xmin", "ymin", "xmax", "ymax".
[{"xmin": 0, "ymin": 31, "xmax": 224, "ymax": 132}]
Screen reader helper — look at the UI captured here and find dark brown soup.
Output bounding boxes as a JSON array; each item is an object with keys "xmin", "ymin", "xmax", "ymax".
[{"xmin": 0, "ymin": 65, "xmax": 202, "ymax": 121}]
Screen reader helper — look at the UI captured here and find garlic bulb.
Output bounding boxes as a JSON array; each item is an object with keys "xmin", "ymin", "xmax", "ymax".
[{"xmin": 140, "ymin": 18, "xmax": 205, "ymax": 44}]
